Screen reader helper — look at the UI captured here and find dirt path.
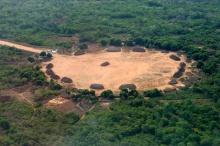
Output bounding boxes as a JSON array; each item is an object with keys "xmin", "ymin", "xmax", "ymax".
[
  {"xmin": 0, "ymin": 40, "xmax": 45, "ymax": 53},
  {"xmin": 18, "ymin": 87, "xmax": 36, "ymax": 120}
]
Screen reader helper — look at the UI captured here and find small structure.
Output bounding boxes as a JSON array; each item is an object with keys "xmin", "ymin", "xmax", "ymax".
[
  {"xmin": 47, "ymin": 49, "xmax": 57, "ymax": 54},
  {"xmin": 101, "ymin": 61, "xmax": 110, "ymax": 67},
  {"xmin": 61, "ymin": 77, "xmax": 73, "ymax": 83},
  {"xmin": 106, "ymin": 48, "xmax": 121, "ymax": 52},
  {"xmin": 132, "ymin": 47, "xmax": 146, "ymax": 52},
  {"xmin": 90, "ymin": 84, "xmax": 104, "ymax": 90},
  {"xmin": 46, "ymin": 63, "xmax": 53, "ymax": 69},
  {"xmin": 119, "ymin": 84, "xmax": 137, "ymax": 90},
  {"xmin": 173, "ymin": 71, "xmax": 184, "ymax": 78},
  {"xmin": 50, "ymin": 74, "xmax": 60, "ymax": 80},
  {"xmin": 179, "ymin": 62, "xmax": 186, "ymax": 68},
  {"xmin": 161, "ymin": 50, "xmax": 169, "ymax": 53},
  {"xmin": 170, "ymin": 55, "xmax": 181, "ymax": 61},
  {"xmin": 168, "ymin": 79, "xmax": 178, "ymax": 85},
  {"xmin": 46, "ymin": 69, "xmax": 55, "ymax": 75},
  {"xmin": 74, "ymin": 50, "xmax": 85, "ymax": 56}
]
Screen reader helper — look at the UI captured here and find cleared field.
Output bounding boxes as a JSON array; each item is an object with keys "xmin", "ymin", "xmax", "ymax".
[{"xmin": 0, "ymin": 40, "xmax": 190, "ymax": 93}]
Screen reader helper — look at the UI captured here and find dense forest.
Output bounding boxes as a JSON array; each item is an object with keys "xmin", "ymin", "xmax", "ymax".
[{"xmin": 0, "ymin": 0, "xmax": 220, "ymax": 145}]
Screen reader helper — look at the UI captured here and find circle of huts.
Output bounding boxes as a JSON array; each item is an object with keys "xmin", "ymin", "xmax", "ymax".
[
  {"xmin": 132, "ymin": 47, "xmax": 146, "ymax": 52},
  {"xmin": 170, "ymin": 55, "xmax": 181, "ymax": 61},
  {"xmin": 106, "ymin": 48, "xmax": 121, "ymax": 52},
  {"xmin": 119, "ymin": 84, "xmax": 137, "ymax": 90},
  {"xmin": 90, "ymin": 84, "xmax": 104, "ymax": 90},
  {"xmin": 61, "ymin": 77, "xmax": 73, "ymax": 83},
  {"xmin": 101, "ymin": 61, "xmax": 110, "ymax": 67}
]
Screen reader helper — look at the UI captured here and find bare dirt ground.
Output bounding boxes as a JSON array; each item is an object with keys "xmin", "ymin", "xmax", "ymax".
[
  {"xmin": 43, "ymin": 50, "xmax": 190, "ymax": 94},
  {"xmin": 0, "ymin": 40, "xmax": 192, "ymax": 95},
  {"xmin": 43, "ymin": 97, "xmax": 84, "ymax": 116}
]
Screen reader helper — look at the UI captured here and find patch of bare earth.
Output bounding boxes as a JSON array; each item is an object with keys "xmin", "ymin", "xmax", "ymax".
[
  {"xmin": 43, "ymin": 97, "xmax": 84, "ymax": 116},
  {"xmin": 42, "ymin": 48, "xmax": 192, "ymax": 94}
]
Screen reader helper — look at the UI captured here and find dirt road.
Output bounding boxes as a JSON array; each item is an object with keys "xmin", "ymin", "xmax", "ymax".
[{"xmin": 0, "ymin": 40, "xmax": 45, "ymax": 53}]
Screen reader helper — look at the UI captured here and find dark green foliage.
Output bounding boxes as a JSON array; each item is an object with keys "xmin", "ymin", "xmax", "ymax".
[
  {"xmin": 27, "ymin": 57, "xmax": 35, "ymax": 63},
  {"xmin": 0, "ymin": 118, "xmax": 10, "ymax": 130},
  {"xmin": 46, "ymin": 53, "xmax": 52, "ymax": 58},
  {"xmin": 78, "ymin": 43, "xmax": 88, "ymax": 50},
  {"xmin": 0, "ymin": 100, "xmax": 79, "ymax": 145},
  {"xmin": 109, "ymin": 38, "xmax": 122, "ymax": 46},
  {"xmin": 144, "ymin": 88, "xmax": 163, "ymax": 97},
  {"xmin": 39, "ymin": 51, "xmax": 46, "ymax": 57},
  {"xmin": 0, "ymin": 45, "xmax": 32, "ymax": 89},
  {"xmin": 62, "ymin": 99, "xmax": 220, "ymax": 146},
  {"xmin": 100, "ymin": 39, "xmax": 108, "ymax": 46},
  {"xmin": 49, "ymin": 79, "xmax": 62, "ymax": 90},
  {"xmin": 71, "ymin": 89, "xmax": 98, "ymax": 102},
  {"xmin": 101, "ymin": 90, "xmax": 115, "ymax": 99}
]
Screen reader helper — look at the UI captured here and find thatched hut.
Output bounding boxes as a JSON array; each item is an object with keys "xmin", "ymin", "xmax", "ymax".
[
  {"xmin": 46, "ymin": 63, "xmax": 53, "ymax": 69},
  {"xmin": 170, "ymin": 55, "xmax": 181, "ymax": 61},
  {"xmin": 173, "ymin": 71, "xmax": 184, "ymax": 78},
  {"xmin": 161, "ymin": 50, "xmax": 169, "ymax": 53},
  {"xmin": 42, "ymin": 57, "xmax": 52, "ymax": 62},
  {"xmin": 101, "ymin": 62, "xmax": 110, "ymax": 67},
  {"xmin": 46, "ymin": 69, "xmax": 55, "ymax": 75},
  {"xmin": 179, "ymin": 62, "xmax": 186, "ymax": 68},
  {"xmin": 168, "ymin": 79, "xmax": 178, "ymax": 85},
  {"xmin": 90, "ymin": 84, "xmax": 104, "ymax": 90},
  {"xmin": 74, "ymin": 51, "xmax": 85, "ymax": 56},
  {"xmin": 119, "ymin": 84, "xmax": 137, "ymax": 90},
  {"xmin": 50, "ymin": 74, "xmax": 60, "ymax": 80},
  {"xmin": 61, "ymin": 77, "xmax": 73, "ymax": 83},
  {"xmin": 132, "ymin": 47, "xmax": 146, "ymax": 52},
  {"xmin": 106, "ymin": 48, "xmax": 121, "ymax": 52}
]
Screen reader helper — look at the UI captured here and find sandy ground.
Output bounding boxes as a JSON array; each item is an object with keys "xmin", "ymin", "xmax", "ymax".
[{"xmin": 0, "ymin": 40, "xmax": 191, "ymax": 94}]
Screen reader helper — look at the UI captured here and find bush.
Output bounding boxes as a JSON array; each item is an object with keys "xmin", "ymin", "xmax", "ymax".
[
  {"xmin": 144, "ymin": 88, "xmax": 163, "ymax": 98},
  {"xmin": 46, "ymin": 53, "xmax": 52, "ymax": 58},
  {"xmin": 27, "ymin": 57, "xmax": 35, "ymax": 63},
  {"xmin": 39, "ymin": 51, "xmax": 46, "ymax": 57},
  {"xmin": 100, "ymin": 39, "xmax": 108, "ymax": 46},
  {"xmin": 0, "ymin": 119, "xmax": 10, "ymax": 130}
]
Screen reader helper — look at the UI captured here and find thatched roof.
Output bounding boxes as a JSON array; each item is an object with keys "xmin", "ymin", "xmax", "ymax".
[
  {"xmin": 46, "ymin": 63, "xmax": 53, "ymax": 69},
  {"xmin": 101, "ymin": 62, "xmax": 110, "ymax": 67},
  {"xmin": 185, "ymin": 58, "xmax": 192, "ymax": 63},
  {"xmin": 74, "ymin": 51, "xmax": 85, "ymax": 56},
  {"xmin": 50, "ymin": 74, "xmax": 60, "ymax": 80},
  {"xmin": 61, "ymin": 77, "xmax": 73, "ymax": 83},
  {"xmin": 42, "ymin": 57, "xmax": 52, "ymax": 62},
  {"xmin": 170, "ymin": 55, "xmax": 181, "ymax": 61},
  {"xmin": 178, "ymin": 67, "xmax": 185, "ymax": 73},
  {"xmin": 90, "ymin": 84, "xmax": 104, "ymax": 90},
  {"xmin": 169, "ymin": 79, "xmax": 178, "ymax": 85},
  {"xmin": 132, "ymin": 47, "xmax": 146, "ymax": 52},
  {"xmin": 179, "ymin": 62, "xmax": 186, "ymax": 68},
  {"xmin": 46, "ymin": 69, "xmax": 55, "ymax": 75},
  {"xmin": 173, "ymin": 71, "xmax": 184, "ymax": 78},
  {"xmin": 106, "ymin": 48, "xmax": 121, "ymax": 52},
  {"xmin": 119, "ymin": 84, "xmax": 137, "ymax": 90},
  {"xmin": 161, "ymin": 50, "xmax": 169, "ymax": 53}
]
